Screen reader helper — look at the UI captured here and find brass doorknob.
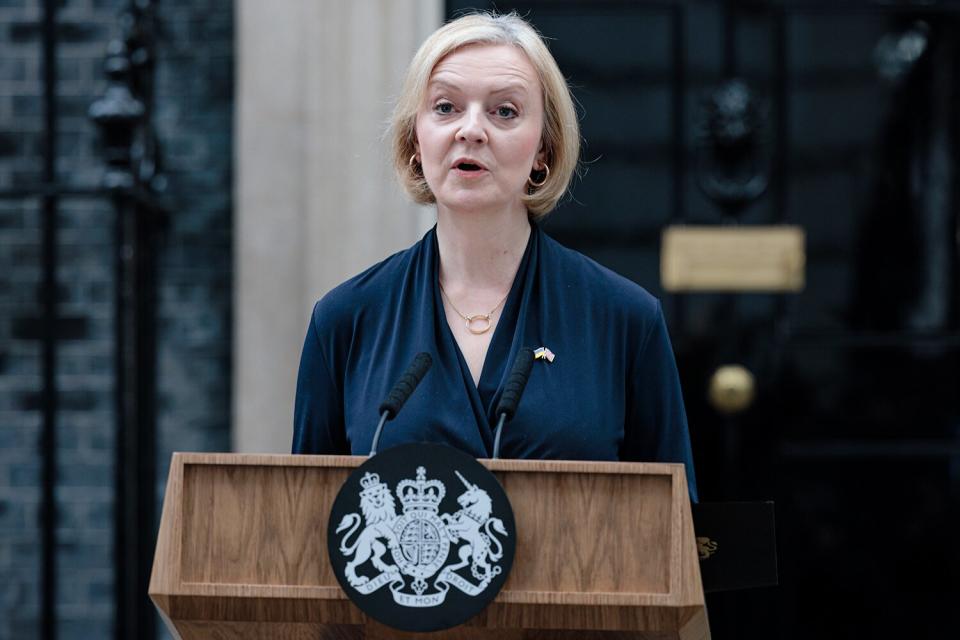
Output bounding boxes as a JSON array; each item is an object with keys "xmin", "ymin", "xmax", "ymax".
[{"xmin": 708, "ymin": 364, "xmax": 756, "ymax": 414}]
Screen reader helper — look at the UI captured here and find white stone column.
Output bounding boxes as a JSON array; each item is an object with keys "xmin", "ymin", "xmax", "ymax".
[{"xmin": 234, "ymin": 0, "xmax": 442, "ymax": 453}]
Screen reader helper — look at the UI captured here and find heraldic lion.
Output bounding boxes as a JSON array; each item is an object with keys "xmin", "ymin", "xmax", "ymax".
[{"xmin": 336, "ymin": 473, "xmax": 399, "ymax": 587}]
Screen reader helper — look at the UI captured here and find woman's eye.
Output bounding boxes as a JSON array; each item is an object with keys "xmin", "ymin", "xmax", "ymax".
[
  {"xmin": 434, "ymin": 102, "xmax": 454, "ymax": 115},
  {"xmin": 496, "ymin": 105, "xmax": 518, "ymax": 118}
]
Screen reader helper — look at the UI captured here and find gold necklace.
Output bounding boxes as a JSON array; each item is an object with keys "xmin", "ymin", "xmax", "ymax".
[{"xmin": 438, "ymin": 280, "xmax": 509, "ymax": 335}]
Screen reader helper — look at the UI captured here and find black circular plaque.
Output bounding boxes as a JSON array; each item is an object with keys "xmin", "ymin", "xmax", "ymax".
[{"xmin": 327, "ymin": 443, "xmax": 516, "ymax": 632}]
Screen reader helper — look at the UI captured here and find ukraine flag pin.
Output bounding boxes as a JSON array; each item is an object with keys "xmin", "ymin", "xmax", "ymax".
[{"xmin": 534, "ymin": 347, "xmax": 555, "ymax": 363}]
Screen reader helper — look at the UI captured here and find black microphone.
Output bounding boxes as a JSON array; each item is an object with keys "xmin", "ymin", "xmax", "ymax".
[
  {"xmin": 492, "ymin": 347, "xmax": 535, "ymax": 459},
  {"xmin": 369, "ymin": 352, "xmax": 433, "ymax": 455}
]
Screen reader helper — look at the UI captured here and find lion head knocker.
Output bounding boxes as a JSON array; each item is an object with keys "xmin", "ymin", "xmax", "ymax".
[{"xmin": 696, "ymin": 79, "xmax": 769, "ymax": 220}]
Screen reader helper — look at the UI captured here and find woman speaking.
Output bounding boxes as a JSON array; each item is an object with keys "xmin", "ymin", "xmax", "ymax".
[{"xmin": 292, "ymin": 12, "xmax": 697, "ymax": 500}]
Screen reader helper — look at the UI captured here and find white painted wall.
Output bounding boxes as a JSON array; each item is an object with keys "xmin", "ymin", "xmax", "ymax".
[{"xmin": 233, "ymin": 0, "xmax": 442, "ymax": 452}]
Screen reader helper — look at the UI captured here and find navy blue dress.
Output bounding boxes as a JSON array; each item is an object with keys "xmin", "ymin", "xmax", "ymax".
[{"xmin": 292, "ymin": 224, "xmax": 698, "ymax": 501}]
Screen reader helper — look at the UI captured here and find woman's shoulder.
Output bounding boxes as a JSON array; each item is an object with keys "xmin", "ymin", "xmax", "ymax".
[
  {"xmin": 537, "ymin": 227, "xmax": 661, "ymax": 320},
  {"xmin": 309, "ymin": 230, "xmax": 432, "ymax": 334}
]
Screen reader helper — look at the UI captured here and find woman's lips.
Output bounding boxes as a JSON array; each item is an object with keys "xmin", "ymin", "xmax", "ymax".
[{"xmin": 451, "ymin": 166, "xmax": 489, "ymax": 178}]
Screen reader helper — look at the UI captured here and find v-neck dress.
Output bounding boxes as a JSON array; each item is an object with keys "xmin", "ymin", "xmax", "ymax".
[{"xmin": 292, "ymin": 224, "xmax": 698, "ymax": 501}]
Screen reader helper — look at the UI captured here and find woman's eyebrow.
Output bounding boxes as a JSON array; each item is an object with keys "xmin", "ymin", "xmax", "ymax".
[
  {"xmin": 427, "ymin": 78, "xmax": 529, "ymax": 97},
  {"xmin": 489, "ymin": 83, "xmax": 529, "ymax": 97},
  {"xmin": 426, "ymin": 78, "xmax": 462, "ymax": 93}
]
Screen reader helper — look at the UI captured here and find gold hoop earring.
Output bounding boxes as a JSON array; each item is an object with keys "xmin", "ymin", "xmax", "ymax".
[
  {"xmin": 527, "ymin": 164, "xmax": 550, "ymax": 188},
  {"xmin": 408, "ymin": 153, "xmax": 421, "ymax": 172}
]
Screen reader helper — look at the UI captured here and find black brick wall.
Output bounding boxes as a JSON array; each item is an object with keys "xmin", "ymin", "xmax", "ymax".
[{"xmin": 0, "ymin": 1, "xmax": 233, "ymax": 638}]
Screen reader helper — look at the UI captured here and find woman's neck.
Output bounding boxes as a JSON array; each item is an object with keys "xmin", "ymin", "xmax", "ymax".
[{"xmin": 435, "ymin": 205, "xmax": 531, "ymax": 291}]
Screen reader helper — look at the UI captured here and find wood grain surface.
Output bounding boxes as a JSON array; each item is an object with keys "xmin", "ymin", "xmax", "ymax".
[
  {"xmin": 150, "ymin": 453, "xmax": 709, "ymax": 639},
  {"xmin": 174, "ymin": 620, "xmax": 695, "ymax": 640},
  {"xmin": 497, "ymin": 471, "xmax": 672, "ymax": 595},
  {"xmin": 181, "ymin": 464, "xmax": 348, "ymax": 586}
]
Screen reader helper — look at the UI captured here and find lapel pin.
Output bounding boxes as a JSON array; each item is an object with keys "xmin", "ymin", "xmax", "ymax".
[{"xmin": 534, "ymin": 347, "xmax": 555, "ymax": 363}]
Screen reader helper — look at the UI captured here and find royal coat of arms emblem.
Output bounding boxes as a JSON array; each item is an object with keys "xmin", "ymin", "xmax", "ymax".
[
  {"xmin": 334, "ymin": 465, "xmax": 509, "ymax": 607},
  {"xmin": 327, "ymin": 443, "xmax": 516, "ymax": 631}
]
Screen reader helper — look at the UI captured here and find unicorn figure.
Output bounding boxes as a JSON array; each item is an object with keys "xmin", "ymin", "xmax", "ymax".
[{"xmin": 441, "ymin": 471, "xmax": 508, "ymax": 582}]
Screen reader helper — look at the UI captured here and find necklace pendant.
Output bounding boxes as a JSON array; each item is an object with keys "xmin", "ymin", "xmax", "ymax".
[{"xmin": 465, "ymin": 314, "xmax": 492, "ymax": 335}]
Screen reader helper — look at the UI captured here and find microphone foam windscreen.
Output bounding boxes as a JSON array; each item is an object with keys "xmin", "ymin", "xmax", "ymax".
[
  {"xmin": 378, "ymin": 352, "xmax": 433, "ymax": 419},
  {"xmin": 496, "ymin": 347, "xmax": 535, "ymax": 420}
]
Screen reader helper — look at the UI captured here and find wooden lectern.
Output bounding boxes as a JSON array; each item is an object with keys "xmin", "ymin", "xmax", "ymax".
[{"xmin": 150, "ymin": 453, "xmax": 709, "ymax": 639}]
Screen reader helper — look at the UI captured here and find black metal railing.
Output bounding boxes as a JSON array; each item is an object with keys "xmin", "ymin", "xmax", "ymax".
[
  {"xmin": 0, "ymin": 2, "xmax": 166, "ymax": 638},
  {"xmin": 39, "ymin": 4, "xmax": 58, "ymax": 638}
]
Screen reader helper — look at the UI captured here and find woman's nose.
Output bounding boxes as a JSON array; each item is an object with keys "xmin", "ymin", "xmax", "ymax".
[{"xmin": 456, "ymin": 106, "xmax": 488, "ymax": 144}]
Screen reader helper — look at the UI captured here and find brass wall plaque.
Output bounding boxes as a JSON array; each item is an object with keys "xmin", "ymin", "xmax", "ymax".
[{"xmin": 661, "ymin": 225, "xmax": 805, "ymax": 292}]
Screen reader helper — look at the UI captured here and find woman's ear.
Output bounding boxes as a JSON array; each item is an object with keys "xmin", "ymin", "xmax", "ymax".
[
  {"xmin": 536, "ymin": 139, "xmax": 549, "ymax": 168},
  {"xmin": 534, "ymin": 147, "xmax": 547, "ymax": 170}
]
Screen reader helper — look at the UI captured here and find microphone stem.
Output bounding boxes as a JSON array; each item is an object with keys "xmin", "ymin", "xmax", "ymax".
[
  {"xmin": 369, "ymin": 410, "xmax": 390, "ymax": 456},
  {"xmin": 492, "ymin": 412, "xmax": 507, "ymax": 459}
]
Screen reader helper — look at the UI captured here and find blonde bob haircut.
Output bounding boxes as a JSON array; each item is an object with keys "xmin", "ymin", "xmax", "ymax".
[{"xmin": 390, "ymin": 12, "xmax": 580, "ymax": 219}]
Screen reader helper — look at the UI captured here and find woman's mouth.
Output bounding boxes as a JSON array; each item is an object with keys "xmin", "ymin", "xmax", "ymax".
[{"xmin": 452, "ymin": 161, "xmax": 488, "ymax": 177}]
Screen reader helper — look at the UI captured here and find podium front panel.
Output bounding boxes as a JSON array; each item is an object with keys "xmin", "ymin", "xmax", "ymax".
[{"xmin": 150, "ymin": 453, "xmax": 708, "ymax": 639}]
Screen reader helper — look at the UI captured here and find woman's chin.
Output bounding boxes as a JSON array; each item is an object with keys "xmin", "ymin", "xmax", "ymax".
[{"xmin": 436, "ymin": 191, "xmax": 522, "ymax": 216}]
